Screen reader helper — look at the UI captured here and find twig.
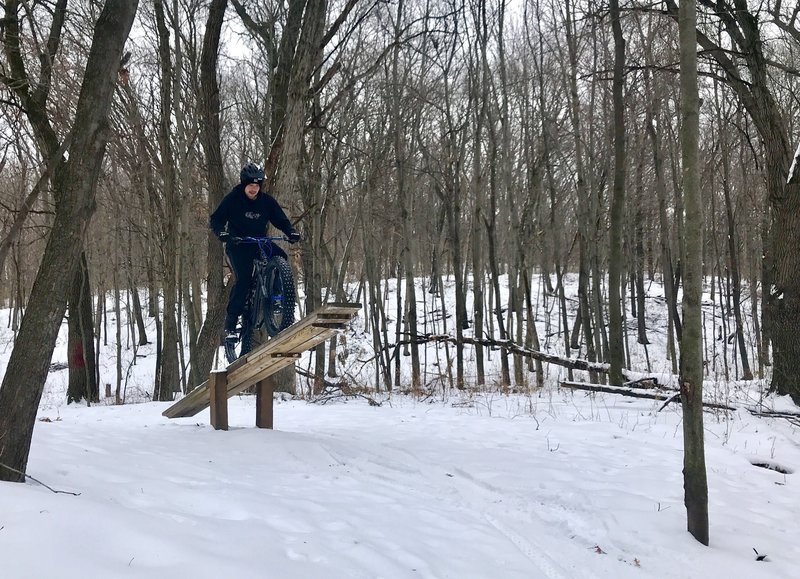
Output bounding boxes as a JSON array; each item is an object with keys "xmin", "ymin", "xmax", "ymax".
[
  {"xmin": 0, "ymin": 462, "xmax": 81, "ymax": 496},
  {"xmin": 657, "ymin": 393, "xmax": 682, "ymax": 412}
]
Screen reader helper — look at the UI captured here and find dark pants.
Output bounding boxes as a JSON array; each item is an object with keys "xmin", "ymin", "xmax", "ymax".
[{"xmin": 225, "ymin": 243, "xmax": 288, "ymax": 331}]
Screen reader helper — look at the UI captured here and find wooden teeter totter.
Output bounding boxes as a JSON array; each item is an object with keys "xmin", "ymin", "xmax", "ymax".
[{"xmin": 162, "ymin": 303, "xmax": 361, "ymax": 430}]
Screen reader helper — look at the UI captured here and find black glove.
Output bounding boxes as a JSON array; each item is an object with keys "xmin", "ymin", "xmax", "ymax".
[
  {"xmin": 287, "ymin": 231, "xmax": 301, "ymax": 244},
  {"xmin": 219, "ymin": 232, "xmax": 239, "ymax": 245}
]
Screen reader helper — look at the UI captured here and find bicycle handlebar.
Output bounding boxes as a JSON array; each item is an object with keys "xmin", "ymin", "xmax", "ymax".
[
  {"xmin": 228, "ymin": 235, "xmax": 292, "ymax": 260},
  {"xmin": 230, "ymin": 236, "xmax": 288, "ymax": 243}
]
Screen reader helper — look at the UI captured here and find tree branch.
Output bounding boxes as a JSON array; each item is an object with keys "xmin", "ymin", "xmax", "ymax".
[
  {"xmin": 32, "ymin": 0, "xmax": 67, "ymax": 106},
  {"xmin": 0, "ymin": 131, "xmax": 71, "ymax": 273},
  {"xmin": 0, "ymin": 461, "xmax": 81, "ymax": 495}
]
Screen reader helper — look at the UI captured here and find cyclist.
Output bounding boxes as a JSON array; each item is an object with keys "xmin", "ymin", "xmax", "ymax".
[{"xmin": 210, "ymin": 163, "xmax": 300, "ymax": 341}]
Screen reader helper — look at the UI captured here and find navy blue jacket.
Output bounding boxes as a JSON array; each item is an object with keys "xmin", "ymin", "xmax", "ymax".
[{"xmin": 209, "ymin": 184, "xmax": 295, "ymax": 240}]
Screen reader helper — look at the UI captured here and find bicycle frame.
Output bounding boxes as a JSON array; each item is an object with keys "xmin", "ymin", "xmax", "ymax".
[
  {"xmin": 224, "ymin": 235, "xmax": 295, "ymax": 363},
  {"xmin": 234, "ymin": 236, "xmax": 287, "ymax": 261}
]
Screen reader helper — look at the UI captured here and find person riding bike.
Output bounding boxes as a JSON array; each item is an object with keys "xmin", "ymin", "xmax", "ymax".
[{"xmin": 210, "ymin": 163, "xmax": 300, "ymax": 341}]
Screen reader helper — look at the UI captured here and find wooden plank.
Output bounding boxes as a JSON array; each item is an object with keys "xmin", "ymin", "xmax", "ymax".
[
  {"xmin": 256, "ymin": 379, "xmax": 273, "ymax": 429},
  {"xmin": 225, "ymin": 327, "xmax": 340, "ymax": 392},
  {"xmin": 226, "ymin": 304, "xmax": 353, "ymax": 372},
  {"xmin": 224, "ymin": 357, "xmax": 297, "ymax": 399},
  {"xmin": 230, "ymin": 324, "xmax": 335, "ymax": 380},
  {"xmin": 220, "ymin": 326, "xmax": 339, "ymax": 399},
  {"xmin": 227, "ymin": 328, "xmax": 325, "ymax": 383},
  {"xmin": 317, "ymin": 313, "xmax": 355, "ymax": 320},
  {"xmin": 162, "ymin": 303, "xmax": 360, "ymax": 420},
  {"xmin": 226, "ymin": 316, "xmax": 321, "ymax": 372},
  {"xmin": 162, "ymin": 380, "xmax": 210, "ymax": 418},
  {"xmin": 209, "ymin": 371, "xmax": 229, "ymax": 430}
]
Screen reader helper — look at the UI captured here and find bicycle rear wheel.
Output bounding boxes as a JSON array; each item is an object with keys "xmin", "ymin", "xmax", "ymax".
[
  {"xmin": 224, "ymin": 293, "xmax": 259, "ymax": 364},
  {"xmin": 223, "ymin": 257, "xmax": 295, "ymax": 363},
  {"xmin": 260, "ymin": 256, "xmax": 295, "ymax": 337}
]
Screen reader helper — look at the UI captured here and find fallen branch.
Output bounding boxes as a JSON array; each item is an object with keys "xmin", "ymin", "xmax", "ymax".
[
  {"xmin": 297, "ymin": 367, "xmax": 381, "ymax": 407},
  {"xmin": 399, "ymin": 333, "xmax": 612, "ymax": 375},
  {"xmin": 621, "ymin": 379, "xmax": 800, "ymax": 421},
  {"xmin": 623, "ymin": 377, "xmax": 658, "ymax": 389},
  {"xmin": 560, "ymin": 381, "xmax": 800, "ymax": 424},
  {"xmin": 560, "ymin": 381, "xmax": 736, "ymax": 410},
  {"xmin": 0, "ymin": 462, "xmax": 81, "ymax": 496},
  {"xmin": 296, "ymin": 366, "xmax": 342, "ymax": 391}
]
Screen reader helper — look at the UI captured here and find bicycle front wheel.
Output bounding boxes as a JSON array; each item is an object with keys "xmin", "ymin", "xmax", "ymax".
[
  {"xmin": 259, "ymin": 256, "xmax": 295, "ymax": 337},
  {"xmin": 224, "ymin": 298, "xmax": 258, "ymax": 364}
]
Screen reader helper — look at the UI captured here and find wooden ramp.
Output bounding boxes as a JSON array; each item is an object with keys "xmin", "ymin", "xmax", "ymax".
[{"xmin": 163, "ymin": 303, "xmax": 360, "ymax": 423}]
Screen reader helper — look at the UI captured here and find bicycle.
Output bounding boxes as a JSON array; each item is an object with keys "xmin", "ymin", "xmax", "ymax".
[{"xmin": 224, "ymin": 236, "xmax": 296, "ymax": 363}]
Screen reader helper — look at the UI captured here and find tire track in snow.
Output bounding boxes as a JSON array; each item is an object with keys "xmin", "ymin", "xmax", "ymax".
[
  {"xmin": 449, "ymin": 466, "xmax": 603, "ymax": 579},
  {"xmin": 369, "ymin": 441, "xmax": 602, "ymax": 579},
  {"xmin": 481, "ymin": 512, "xmax": 575, "ymax": 579}
]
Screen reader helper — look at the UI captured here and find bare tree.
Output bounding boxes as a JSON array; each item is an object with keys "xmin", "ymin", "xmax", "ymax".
[
  {"xmin": 0, "ymin": 0, "xmax": 139, "ymax": 483},
  {"xmin": 189, "ymin": 0, "xmax": 229, "ymax": 391},
  {"xmin": 678, "ymin": 0, "xmax": 709, "ymax": 546},
  {"xmin": 608, "ymin": 0, "xmax": 626, "ymax": 385}
]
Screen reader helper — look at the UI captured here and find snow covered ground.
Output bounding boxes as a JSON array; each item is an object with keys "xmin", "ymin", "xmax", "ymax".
[{"xmin": 1, "ymin": 274, "xmax": 799, "ymax": 578}]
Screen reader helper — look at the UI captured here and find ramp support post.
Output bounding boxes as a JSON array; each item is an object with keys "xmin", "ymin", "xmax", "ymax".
[
  {"xmin": 256, "ymin": 377, "xmax": 274, "ymax": 429},
  {"xmin": 209, "ymin": 371, "xmax": 229, "ymax": 431}
]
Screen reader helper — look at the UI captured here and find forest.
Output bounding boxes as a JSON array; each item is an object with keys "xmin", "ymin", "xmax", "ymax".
[{"xmin": 0, "ymin": 0, "xmax": 799, "ymax": 547}]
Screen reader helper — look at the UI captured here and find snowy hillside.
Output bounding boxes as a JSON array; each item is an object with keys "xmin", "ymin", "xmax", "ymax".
[{"xmin": 0, "ymin": 274, "xmax": 798, "ymax": 578}]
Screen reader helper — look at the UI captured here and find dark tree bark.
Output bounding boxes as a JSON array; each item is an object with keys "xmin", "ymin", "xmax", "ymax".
[
  {"xmin": 1, "ymin": 0, "xmax": 99, "ymax": 406},
  {"xmin": 0, "ymin": 0, "xmax": 139, "ymax": 483},
  {"xmin": 565, "ymin": 0, "xmax": 597, "ymax": 381},
  {"xmin": 719, "ymin": 117, "xmax": 753, "ymax": 381},
  {"xmin": 67, "ymin": 253, "xmax": 99, "ymax": 404},
  {"xmin": 152, "ymin": 0, "xmax": 180, "ymax": 402},
  {"xmin": 270, "ymin": 0, "xmax": 327, "ymax": 393},
  {"xmin": 608, "ymin": 0, "xmax": 626, "ymax": 385},
  {"xmin": 644, "ymin": 72, "xmax": 679, "ymax": 372},
  {"xmin": 663, "ymin": 0, "xmax": 800, "ymax": 403},
  {"xmin": 678, "ymin": 0, "xmax": 709, "ymax": 545},
  {"xmin": 189, "ymin": 0, "xmax": 229, "ymax": 392}
]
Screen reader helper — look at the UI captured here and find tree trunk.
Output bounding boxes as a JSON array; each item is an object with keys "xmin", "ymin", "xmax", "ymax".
[
  {"xmin": 663, "ymin": 0, "xmax": 800, "ymax": 402},
  {"xmin": 153, "ymin": 0, "xmax": 181, "ymax": 402},
  {"xmin": 190, "ymin": 0, "xmax": 229, "ymax": 391},
  {"xmin": 647, "ymin": 93, "xmax": 678, "ymax": 373},
  {"xmin": 67, "ymin": 253, "xmax": 98, "ymax": 403},
  {"xmin": 565, "ymin": 0, "xmax": 596, "ymax": 382},
  {"xmin": 608, "ymin": 0, "xmax": 626, "ymax": 384},
  {"xmin": 678, "ymin": 0, "xmax": 709, "ymax": 545},
  {"xmin": 391, "ymin": 0, "xmax": 421, "ymax": 391},
  {"xmin": 0, "ymin": 0, "xmax": 139, "ymax": 483},
  {"xmin": 720, "ymin": 121, "xmax": 753, "ymax": 380}
]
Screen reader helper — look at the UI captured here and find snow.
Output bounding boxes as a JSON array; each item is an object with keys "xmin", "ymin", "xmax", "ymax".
[
  {"xmin": 788, "ymin": 141, "xmax": 800, "ymax": 184},
  {"xmin": 1, "ymin": 274, "xmax": 799, "ymax": 578}
]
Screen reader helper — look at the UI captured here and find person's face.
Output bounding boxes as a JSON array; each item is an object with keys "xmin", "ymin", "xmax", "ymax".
[{"xmin": 244, "ymin": 182, "xmax": 260, "ymax": 200}]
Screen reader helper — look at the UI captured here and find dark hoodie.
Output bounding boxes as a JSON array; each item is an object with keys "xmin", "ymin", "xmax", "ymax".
[{"xmin": 209, "ymin": 184, "xmax": 295, "ymax": 239}]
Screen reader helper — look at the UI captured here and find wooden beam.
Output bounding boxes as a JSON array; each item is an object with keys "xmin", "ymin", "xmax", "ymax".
[
  {"xmin": 209, "ymin": 371, "xmax": 229, "ymax": 430},
  {"xmin": 256, "ymin": 378, "xmax": 274, "ymax": 429},
  {"xmin": 162, "ymin": 303, "xmax": 361, "ymax": 420}
]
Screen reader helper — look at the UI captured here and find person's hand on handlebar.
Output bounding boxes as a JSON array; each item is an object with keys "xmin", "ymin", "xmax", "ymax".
[
  {"xmin": 287, "ymin": 231, "xmax": 301, "ymax": 244},
  {"xmin": 218, "ymin": 232, "xmax": 240, "ymax": 245}
]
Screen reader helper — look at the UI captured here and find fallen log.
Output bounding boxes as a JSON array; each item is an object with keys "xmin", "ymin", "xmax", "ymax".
[
  {"xmin": 619, "ymin": 379, "xmax": 800, "ymax": 419},
  {"xmin": 399, "ymin": 333, "xmax": 612, "ymax": 375},
  {"xmin": 560, "ymin": 381, "xmax": 800, "ymax": 424},
  {"xmin": 558, "ymin": 380, "xmax": 741, "ymax": 410}
]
